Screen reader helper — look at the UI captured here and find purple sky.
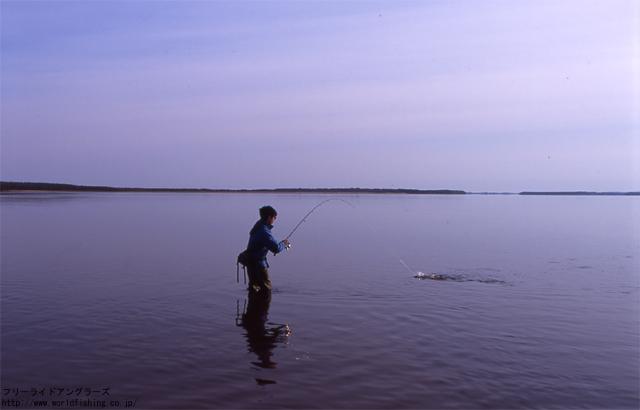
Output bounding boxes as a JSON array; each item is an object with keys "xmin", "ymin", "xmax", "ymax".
[{"xmin": 1, "ymin": 0, "xmax": 638, "ymax": 191}]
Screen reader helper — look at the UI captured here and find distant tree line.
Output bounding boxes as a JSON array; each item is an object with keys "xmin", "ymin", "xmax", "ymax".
[
  {"xmin": 0, "ymin": 181, "xmax": 465, "ymax": 194},
  {"xmin": 1, "ymin": 181, "xmax": 637, "ymax": 195}
]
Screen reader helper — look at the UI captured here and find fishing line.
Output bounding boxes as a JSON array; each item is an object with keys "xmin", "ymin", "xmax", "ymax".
[
  {"xmin": 283, "ymin": 197, "xmax": 419, "ymax": 275},
  {"xmin": 398, "ymin": 258, "xmax": 417, "ymax": 275},
  {"xmin": 355, "ymin": 214, "xmax": 419, "ymax": 275}
]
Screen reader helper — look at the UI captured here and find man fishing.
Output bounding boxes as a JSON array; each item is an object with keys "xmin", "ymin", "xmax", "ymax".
[{"xmin": 242, "ymin": 206, "xmax": 290, "ymax": 292}]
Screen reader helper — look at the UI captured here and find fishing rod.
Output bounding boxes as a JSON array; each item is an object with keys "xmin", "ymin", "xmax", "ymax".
[
  {"xmin": 284, "ymin": 198, "xmax": 354, "ymax": 242},
  {"xmin": 280, "ymin": 198, "xmax": 419, "ymax": 276}
]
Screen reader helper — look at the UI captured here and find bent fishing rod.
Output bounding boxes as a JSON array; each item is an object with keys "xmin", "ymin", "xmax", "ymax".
[
  {"xmin": 278, "ymin": 198, "xmax": 419, "ymax": 276},
  {"xmin": 283, "ymin": 198, "xmax": 354, "ymax": 242}
]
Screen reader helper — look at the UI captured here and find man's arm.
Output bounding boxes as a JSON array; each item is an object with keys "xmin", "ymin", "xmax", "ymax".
[{"xmin": 264, "ymin": 231, "xmax": 287, "ymax": 255}]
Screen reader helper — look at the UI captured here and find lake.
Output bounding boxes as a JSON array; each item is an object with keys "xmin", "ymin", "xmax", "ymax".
[{"xmin": 1, "ymin": 192, "xmax": 638, "ymax": 409}]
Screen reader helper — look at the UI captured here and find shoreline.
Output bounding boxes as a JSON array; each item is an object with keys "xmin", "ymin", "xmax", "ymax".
[
  {"xmin": 0, "ymin": 181, "xmax": 638, "ymax": 196},
  {"xmin": 0, "ymin": 181, "xmax": 465, "ymax": 195}
]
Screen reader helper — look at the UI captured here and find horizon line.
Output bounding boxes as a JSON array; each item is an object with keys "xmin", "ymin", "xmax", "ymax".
[{"xmin": 1, "ymin": 181, "xmax": 639, "ymax": 196}]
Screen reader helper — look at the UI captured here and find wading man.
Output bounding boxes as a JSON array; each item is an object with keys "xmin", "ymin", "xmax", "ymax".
[{"xmin": 243, "ymin": 206, "xmax": 290, "ymax": 293}]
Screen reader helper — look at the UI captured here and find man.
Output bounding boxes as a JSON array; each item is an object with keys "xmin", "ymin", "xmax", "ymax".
[{"xmin": 244, "ymin": 205, "xmax": 290, "ymax": 292}]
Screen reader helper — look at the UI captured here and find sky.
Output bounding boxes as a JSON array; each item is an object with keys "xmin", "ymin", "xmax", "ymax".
[{"xmin": 1, "ymin": 0, "xmax": 638, "ymax": 191}]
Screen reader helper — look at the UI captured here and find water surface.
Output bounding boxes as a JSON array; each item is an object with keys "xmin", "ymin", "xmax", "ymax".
[{"xmin": 1, "ymin": 193, "xmax": 638, "ymax": 409}]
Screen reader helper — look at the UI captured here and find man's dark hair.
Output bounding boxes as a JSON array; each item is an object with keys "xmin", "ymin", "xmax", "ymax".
[{"xmin": 259, "ymin": 205, "xmax": 277, "ymax": 220}]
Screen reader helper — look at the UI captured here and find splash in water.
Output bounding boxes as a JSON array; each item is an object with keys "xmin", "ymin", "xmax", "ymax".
[
  {"xmin": 414, "ymin": 271, "xmax": 447, "ymax": 280},
  {"xmin": 414, "ymin": 271, "xmax": 506, "ymax": 284}
]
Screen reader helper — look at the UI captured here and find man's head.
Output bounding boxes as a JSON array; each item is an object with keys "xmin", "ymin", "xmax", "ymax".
[{"xmin": 259, "ymin": 205, "xmax": 277, "ymax": 225}]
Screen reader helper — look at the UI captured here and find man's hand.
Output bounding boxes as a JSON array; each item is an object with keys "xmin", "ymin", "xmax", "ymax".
[{"xmin": 283, "ymin": 239, "xmax": 291, "ymax": 248}]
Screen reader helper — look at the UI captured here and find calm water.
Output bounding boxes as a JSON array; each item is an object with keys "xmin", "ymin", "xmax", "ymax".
[{"xmin": 1, "ymin": 192, "xmax": 638, "ymax": 409}]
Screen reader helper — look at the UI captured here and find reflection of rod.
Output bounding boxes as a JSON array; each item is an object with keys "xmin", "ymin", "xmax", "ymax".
[{"xmin": 284, "ymin": 198, "xmax": 354, "ymax": 241}]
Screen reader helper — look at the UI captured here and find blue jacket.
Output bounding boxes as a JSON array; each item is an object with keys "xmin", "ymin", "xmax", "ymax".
[{"xmin": 246, "ymin": 219, "xmax": 286, "ymax": 268}]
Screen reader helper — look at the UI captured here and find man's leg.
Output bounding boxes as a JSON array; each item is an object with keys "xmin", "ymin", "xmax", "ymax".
[
  {"xmin": 246, "ymin": 263, "xmax": 261, "ymax": 292},
  {"xmin": 257, "ymin": 266, "xmax": 272, "ymax": 291}
]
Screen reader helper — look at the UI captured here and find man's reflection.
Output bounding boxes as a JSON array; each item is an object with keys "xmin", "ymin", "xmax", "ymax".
[{"xmin": 237, "ymin": 289, "xmax": 291, "ymax": 373}]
